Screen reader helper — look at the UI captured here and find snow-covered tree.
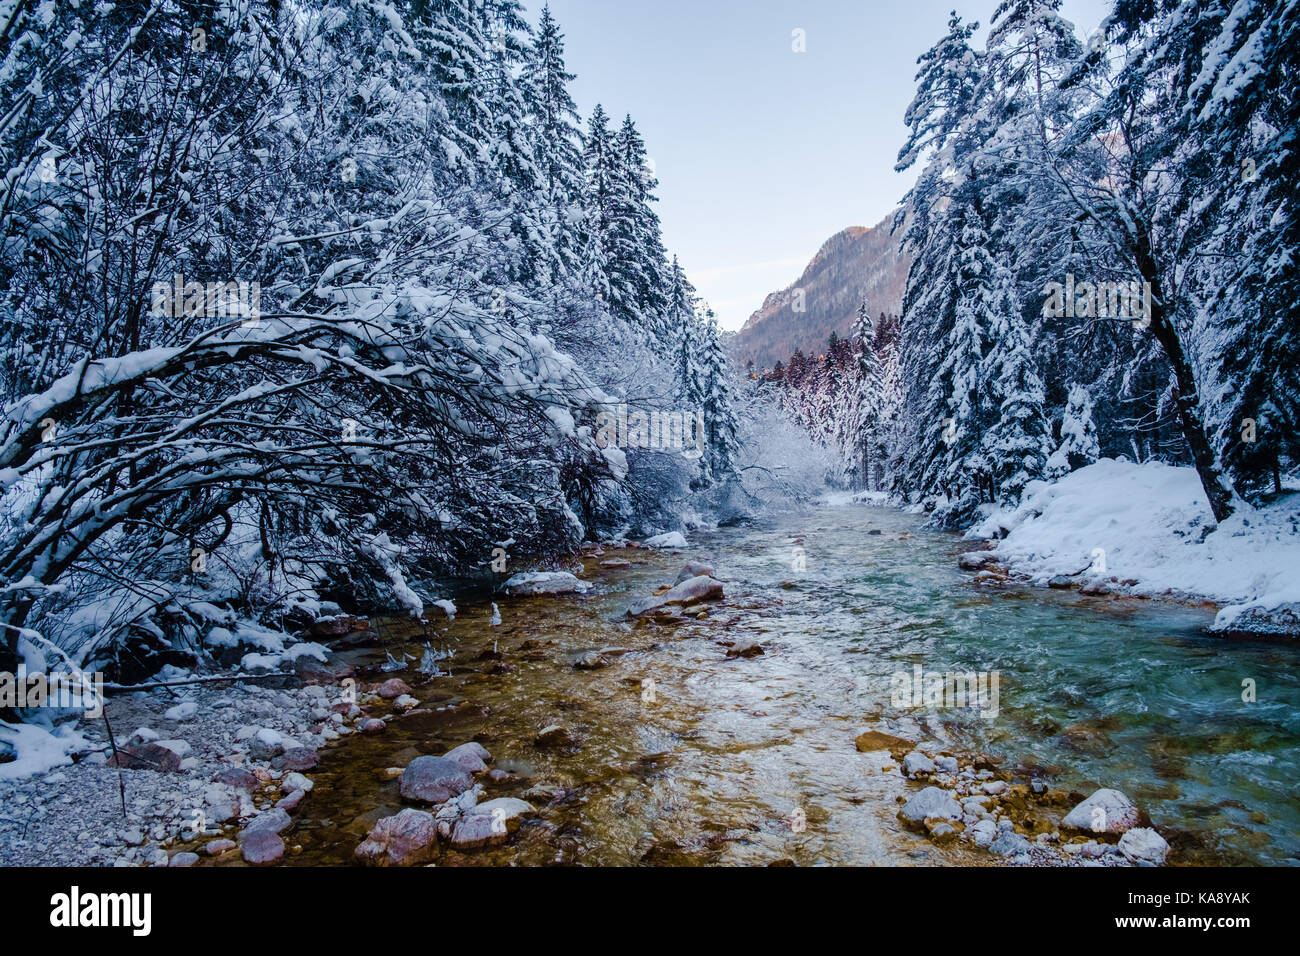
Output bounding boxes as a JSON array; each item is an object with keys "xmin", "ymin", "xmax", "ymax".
[{"xmin": 1046, "ymin": 384, "xmax": 1101, "ymax": 479}]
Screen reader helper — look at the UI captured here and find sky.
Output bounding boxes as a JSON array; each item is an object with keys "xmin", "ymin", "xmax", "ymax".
[{"xmin": 525, "ymin": 0, "xmax": 1111, "ymax": 331}]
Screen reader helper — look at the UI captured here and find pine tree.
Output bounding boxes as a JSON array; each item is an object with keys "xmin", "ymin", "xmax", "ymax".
[
  {"xmin": 1046, "ymin": 384, "xmax": 1100, "ymax": 479},
  {"xmin": 698, "ymin": 309, "xmax": 741, "ymax": 483}
]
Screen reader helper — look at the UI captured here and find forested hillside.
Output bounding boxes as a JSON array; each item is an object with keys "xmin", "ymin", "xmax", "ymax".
[
  {"xmin": 0, "ymin": 0, "xmax": 752, "ymax": 682},
  {"xmin": 769, "ymin": 0, "xmax": 1297, "ymax": 532}
]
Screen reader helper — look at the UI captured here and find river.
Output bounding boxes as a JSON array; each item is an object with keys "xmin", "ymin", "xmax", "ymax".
[{"xmin": 277, "ymin": 500, "xmax": 1300, "ymax": 866}]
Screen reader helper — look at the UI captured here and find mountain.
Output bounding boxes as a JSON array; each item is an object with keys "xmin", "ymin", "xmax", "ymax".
[{"xmin": 729, "ymin": 217, "xmax": 910, "ymax": 371}]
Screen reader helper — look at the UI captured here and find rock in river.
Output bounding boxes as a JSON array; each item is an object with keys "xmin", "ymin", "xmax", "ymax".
[
  {"xmin": 626, "ymin": 574, "xmax": 723, "ymax": 617},
  {"xmin": 355, "ymin": 808, "xmax": 438, "ymax": 866},
  {"xmin": 443, "ymin": 742, "xmax": 491, "ymax": 773},
  {"xmin": 1062, "ymin": 788, "xmax": 1141, "ymax": 834},
  {"xmin": 399, "ymin": 756, "xmax": 474, "ymax": 804},
  {"xmin": 448, "ymin": 798, "xmax": 537, "ymax": 850},
  {"xmin": 502, "ymin": 571, "xmax": 592, "ymax": 596},
  {"xmin": 1117, "ymin": 827, "xmax": 1170, "ymax": 865},
  {"xmin": 898, "ymin": 786, "xmax": 963, "ymax": 827}
]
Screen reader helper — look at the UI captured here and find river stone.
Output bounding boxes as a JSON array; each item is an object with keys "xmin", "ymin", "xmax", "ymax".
[
  {"xmin": 573, "ymin": 650, "xmax": 611, "ymax": 670},
  {"xmin": 599, "ymin": 558, "xmax": 632, "ymax": 569},
  {"xmin": 376, "ymin": 678, "xmax": 411, "ymax": 699},
  {"xmin": 276, "ymin": 789, "xmax": 307, "ymax": 812},
  {"xmin": 902, "ymin": 751, "xmax": 936, "ymax": 778},
  {"xmin": 854, "ymin": 730, "xmax": 915, "ymax": 754},
  {"xmin": 249, "ymin": 728, "xmax": 285, "ymax": 760},
  {"xmin": 935, "ymin": 755, "xmax": 959, "ymax": 773},
  {"xmin": 1212, "ymin": 601, "xmax": 1300, "ymax": 639},
  {"xmin": 958, "ymin": 552, "xmax": 999, "ymax": 571},
  {"xmin": 626, "ymin": 574, "xmax": 724, "ymax": 617},
  {"xmin": 399, "ymin": 756, "xmax": 474, "ymax": 804},
  {"xmin": 204, "ymin": 839, "xmax": 237, "ymax": 856},
  {"xmin": 213, "ymin": 766, "xmax": 259, "ymax": 792},
  {"xmin": 355, "ymin": 808, "xmax": 438, "ymax": 866},
  {"xmin": 969, "ymin": 819, "xmax": 997, "ymax": 847},
  {"xmin": 448, "ymin": 798, "xmax": 537, "ymax": 850},
  {"xmin": 1048, "ymin": 575, "xmax": 1074, "ymax": 589},
  {"xmin": 1117, "ymin": 827, "xmax": 1170, "ymax": 866},
  {"xmin": 239, "ymin": 829, "xmax": 284, "ymax": 865},
  {"xmin": 204, "ymin": 784, "xmax": 242, "ymax": 824},
  {"xmin": 898, "ymin": 786, "xmax": 962, "ymax": 826},
  {"xmin": 106, "ymin": 742, "xmax": 184, "ymax": 772},
  {"xmin": 502, "ymin": 571, "xmax": 591, "ymax": 596},
  {"xmin": 443, "ymin": 742, "xmax": 490, "ymax": 773},
  {"xmin": 244, "ymin": 807, "xmax": 292, "ymax": 836},
  {"xmin": 726, "ymin": 642, "xmax": 763, "ymax": 659},
  {"xmin": 168, "ymin": 852, "xmax": 200, "ymax": 867},
  {"xmin": 989, "ymin": 831, "xmax": 1033, "ymax": 857},
  {"xmin": 674, "ymin": 562, "xmax": 715, "ymax": 584},
  {"xmin": 273, "ymin": 747, "xmax": 318, "ymax": 771},
  {"xmin": 1062, "ymin": 788, "xmax": 1141, "ymax": 834},
  {"xmin": 534, "ymin": 725, "xmax": 578, "ymax": 749}
]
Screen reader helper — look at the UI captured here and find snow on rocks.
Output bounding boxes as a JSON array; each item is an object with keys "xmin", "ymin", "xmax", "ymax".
[
  {"xmin": 502, "ymin": 571, "xmax": 592, "ymax": 596},
  {"xmin": 902, "ymin": 751, "xmax": 936, "ymax": 778},
  {"xmin": 626, "ymin": 574, "xmax": 724, "ymax": 617},
  {"xmin": 898, "ymin": 787, "xmax": 963, "ymax": 826},
  {"xmin": 1061, "ymin": 788, "xmax": 1141, "ymax": 834},
  {"xmin": 1116, "ymin": 827, "xmax": 1170, "ymax": 865},
  {"xmin": 448, "ymin": 797, "xmax": 536, "ymax": 850},
  {"xmin": 643, "ymin": 531, "xmax": 688, "ymax": 549},
  {"xmin": 971, "ymin": 459, "xmax": 1300, "ymax": 622}
]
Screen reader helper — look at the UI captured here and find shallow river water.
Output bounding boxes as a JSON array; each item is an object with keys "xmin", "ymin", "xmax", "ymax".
[{"xmin": 276, "ymin": 501, "xmax": 1300, "ymax": 866}]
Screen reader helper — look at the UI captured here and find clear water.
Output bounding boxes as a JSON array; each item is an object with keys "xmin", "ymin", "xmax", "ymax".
[{"xmin": 270, "ymin": 501, "xmax": 1300, "ymax": 866}]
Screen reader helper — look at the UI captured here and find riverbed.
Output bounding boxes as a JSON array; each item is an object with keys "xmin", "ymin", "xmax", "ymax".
[{"xmin": 275, "ymin": 500, "xmax": 1300, "ymax": 866}]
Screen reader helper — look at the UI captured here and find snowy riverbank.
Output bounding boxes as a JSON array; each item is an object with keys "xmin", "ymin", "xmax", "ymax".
[{"xmin": 966, "ymin": 459, "xmax": 1300, "ymax": 635}]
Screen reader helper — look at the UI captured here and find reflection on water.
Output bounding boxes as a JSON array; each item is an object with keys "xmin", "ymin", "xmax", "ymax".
[{"xmin": 279, "ymin": 502, "xmax": 1300, "ymax": 866}]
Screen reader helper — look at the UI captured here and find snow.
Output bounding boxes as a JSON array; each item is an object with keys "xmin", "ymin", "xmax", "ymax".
[
  {"xmin": 971, "ymin": 460, "xmax": 1300, "ymax": 621},
  {"xmin": 643, "ymin": 531, "xmax": 687, "ymax": 548},
  {"xmin": 0, "ymin": 721, "xmax": 89, "ymax": 781},
  {"xmin": 501, "ymin": 571, "xmax": 592, "ymax": 595}
]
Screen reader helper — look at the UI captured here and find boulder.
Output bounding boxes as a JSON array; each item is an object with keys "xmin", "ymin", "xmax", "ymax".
[
  {"xmin": 725, "ymin": 642, "xmax": 763, "ymax": 659},
  {"xmin": 355, "ymin": 808, "xmax": 438, "ymax": 866},
  {"xmin": 898, "ymin": 786, "xmax": 962, "ymax": 826},
  {"xmin": 501, "ymin": 572, "xmax": 591, "ymax": 596},
  {"xmin": 443, "ymin": 742, "xmax": 490, "ymax": 773},
  {"xmin": 902, "ymin": 751, "xmax": 936, "ymax": 778},
  {"xmin": 273, "ymin": 747, "xmax": 319, "ymax": 772},
  {"xmin": 674, "ymin": 562, "xmax": 715, "ymax": 584},
  {"xmin": 239, "ymin": 829, "xmax": 284, "ymax": 865},
  {"xmin": 853, "ymin": 730, "xmax": 914, "ymax": 754},
  {"xmin": 534, "ymin": 725, "xmax": 578, "ymax": 749},
  {"xmin": 1212, "ymin": 601, "xmax": 1300, "ymax": 639},
  {"xmin": 1062, "ymin": 788, "xmax": 1141, "ymax": 834},
  {"xmin": 958, "ymin": 552, "xmax": 999, "ymax": 571},
  {"xmin": 399, "ymin": 756, "xmax": 474, "ymax": 804},
  {"xmin": 376, "ymin": 678, "xmax": 411, "ymax": 699},
  {"xmin": 212, "ymin": 766, "xmax": 259, "ymax": 792},
  {"xmin": 105, "ymin": 743, "xmax": 184, "ymax": 772},
  {"xmin": 989, "ymin": 831, "xmax": 1033, "ymax": 857},
  {"xmin": 1117, "ymin": 827, "xmax": 1170, "ymax": 866},
  {"xmin": 643, "ymin": 532, "xmax": 687, "ymax": 549},
  {"xmin": 626, "ymin": 575, "xmax": 724, "ymax": 617},
  {"xmin": 249, "ymin": 728, "xmax": 285, "ymax": 760},
  {"xmin": 1048, "ymin": 575, "xmax": 1074, "ymax": 589},
  {"xmin": 448, "ymin": 798, "xmax": 537, "ymax": 850}
]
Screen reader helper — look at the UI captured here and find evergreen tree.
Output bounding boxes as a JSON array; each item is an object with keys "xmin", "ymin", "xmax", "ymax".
[{"xmin": 1046, "ymin": 384, "xmax": 1101, "ymax": 479}]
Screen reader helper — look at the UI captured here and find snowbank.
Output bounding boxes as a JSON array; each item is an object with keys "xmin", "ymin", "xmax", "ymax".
[{"xmin": 970, "ymin": 459, "xmax": 1300, "ymax": 632}]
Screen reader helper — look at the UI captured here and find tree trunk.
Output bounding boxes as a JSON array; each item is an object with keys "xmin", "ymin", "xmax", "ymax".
[{"xmin": 1135, "ymin": 236, "xmax": 1235, "ymax": 523}]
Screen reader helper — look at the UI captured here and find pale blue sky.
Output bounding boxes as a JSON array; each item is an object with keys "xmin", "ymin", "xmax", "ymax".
[{"xmin": 526, "ymin": 0, "xmax": 1111, "ymax": 330}]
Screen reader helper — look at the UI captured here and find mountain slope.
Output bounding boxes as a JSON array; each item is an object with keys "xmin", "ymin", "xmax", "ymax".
[{"xmin": 730, "ymin": 217, "xmax": 909, "ymax": 370}]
